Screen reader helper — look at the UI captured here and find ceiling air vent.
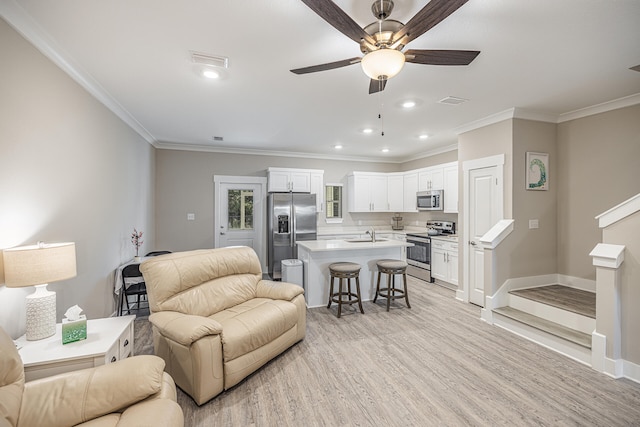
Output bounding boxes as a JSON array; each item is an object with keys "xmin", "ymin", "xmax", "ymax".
[
  {"xmin": 212, "ymin": 136, "xmax": 224, "ymax": 142},
  {"xmin": 191, "ymin": 51, "xmax": 229, "ymax": 69},
  {"xmin": 438, "ymin": 96, "xmax": 468, "ymax": 106}
]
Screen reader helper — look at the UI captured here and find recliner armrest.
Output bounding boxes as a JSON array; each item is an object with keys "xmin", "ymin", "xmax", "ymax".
[
  {"xmin": 256, "ymin": 280, "xmax": 304, "ymax": 301},
  {"xmin": 19, "ymin": 355, "xmax": 166, "ymax": 427},
  {"xmin": 149, "ymin": 311, "xmax": 222, "ymax": 346}
]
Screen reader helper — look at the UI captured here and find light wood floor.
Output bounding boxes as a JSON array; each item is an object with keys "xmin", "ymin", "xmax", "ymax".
[
  {"xmin": 134, "ymin": 279, "xmax": 640, "ymax": 426},
  {"xmin": 510, "ymin": 284, "xmax": 596, "ymax": 318}
]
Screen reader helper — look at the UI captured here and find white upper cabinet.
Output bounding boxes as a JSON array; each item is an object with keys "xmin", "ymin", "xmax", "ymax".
[
  {"xmin": 403, "ymin": 172, "xmax": 418, "ymax": 212},
  {"xmin": 309, "ymin": 171, "xmax": 324, "ymax": 213},
  {"xmin": 347, "ymin": 160, "xmax": 458, "ymax": 213},
  {"xmin": 347, "ymin": 172, "xmax": 390, "ymax": 212},
  {"xmin": 387, "ymin": 174, "xmax": 404, "ymax": 212},
  {"xmin": 267, "ymin": 168, "xmax": 323, "ymax": 193},
  {"xmin": 418, "ymin": 167, "xmax": 444, "ymax": 191},
  {"xmin": 443, "ymin": 163, "xmax": 459, "ymax": 213}
]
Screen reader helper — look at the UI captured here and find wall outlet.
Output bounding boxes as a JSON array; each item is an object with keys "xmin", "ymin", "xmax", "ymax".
[
  {"xmin": 187, "ymin": 213, "xmax": 195, "ymax": 221},
  {"xmin": 529, "ymin": 219, "xmax": 539, "ymax": 229}
]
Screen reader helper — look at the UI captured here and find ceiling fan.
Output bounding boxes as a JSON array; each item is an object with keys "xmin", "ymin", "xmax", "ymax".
[{"xmin": 291, "ymin": 0, "xmax": 480, "ymax": 94}]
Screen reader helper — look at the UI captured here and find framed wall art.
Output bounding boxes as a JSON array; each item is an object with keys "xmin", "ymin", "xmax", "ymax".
[{"xmin": 526, "ymin": 152, "xmax": 549, "ymax": 190}]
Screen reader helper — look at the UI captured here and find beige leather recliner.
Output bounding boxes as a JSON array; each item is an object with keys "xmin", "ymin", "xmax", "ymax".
[
  {"xmin": 139, "ymin": 246, "xmax": 306, "ymax": 405},
  {"xmin": 0, "ymin": 327, "xmax": 183, "ymax": 427}
]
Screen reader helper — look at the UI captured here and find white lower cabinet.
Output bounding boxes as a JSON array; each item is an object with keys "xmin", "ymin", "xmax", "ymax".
[{"xmin": 431, "ymin": 239, "xmax": 458, "ymax": 286}]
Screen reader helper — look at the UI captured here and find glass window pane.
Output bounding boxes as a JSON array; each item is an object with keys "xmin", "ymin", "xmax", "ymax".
[{"xmin": 228, "ymin": 189, "xmax": 254, "ymax": 230}]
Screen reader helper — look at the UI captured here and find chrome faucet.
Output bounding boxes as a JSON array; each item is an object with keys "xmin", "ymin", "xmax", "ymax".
[{"xmin": 366, "ymin": 227, "xmax": 376, "ymax": 242}]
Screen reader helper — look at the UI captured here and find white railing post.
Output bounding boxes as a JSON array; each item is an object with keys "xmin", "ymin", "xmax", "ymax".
[{"xmin": 589, "ymin": 243, "xmax": 625, "ymax": 377}]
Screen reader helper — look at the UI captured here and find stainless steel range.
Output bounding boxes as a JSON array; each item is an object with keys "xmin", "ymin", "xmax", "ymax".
[{"xmin": 406, "ymin": 220, "xmax": 456, "ymax": 282}]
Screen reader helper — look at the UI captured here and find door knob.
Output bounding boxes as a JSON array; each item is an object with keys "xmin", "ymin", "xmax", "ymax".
[{"xmin": 469, "ymin": 241, "xmax": 477, "ymax": 246}]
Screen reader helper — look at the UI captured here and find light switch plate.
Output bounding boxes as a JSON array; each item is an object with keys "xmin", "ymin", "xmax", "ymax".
[
  {"xmin": 529, "ymin": 219, "xmax": 539, "ymax": 229},
  {"xmin": 187, "ymin": 213, "xmax": 195, "ymax": 221}
]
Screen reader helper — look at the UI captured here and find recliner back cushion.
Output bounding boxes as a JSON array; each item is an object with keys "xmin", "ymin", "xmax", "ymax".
[
  {"xmin": 141, "ymin": 246, "xmax": 263, "ymax": 316},
  {"xmin": 0, "ymin": 328, "xmax": 25, "ymax": 427}
]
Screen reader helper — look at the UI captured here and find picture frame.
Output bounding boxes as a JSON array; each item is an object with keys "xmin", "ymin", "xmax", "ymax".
[{"xmin": 526, "ymin": 152, "xmax": 549, "ymax": 190}]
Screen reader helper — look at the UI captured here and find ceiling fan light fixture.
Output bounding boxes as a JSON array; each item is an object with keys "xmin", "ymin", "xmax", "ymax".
[{"xmin": 361, "ymin": 49, "xmax": 405, "ymax": 80}]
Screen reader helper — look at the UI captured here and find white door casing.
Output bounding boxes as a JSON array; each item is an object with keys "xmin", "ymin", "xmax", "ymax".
[
  {"xmin": 214, "ymin": 175, "xmax": 267, "ymax": 272},
  {"xmin": 460, "ymin": 155, "xmax": 504, "ymax": 305}
]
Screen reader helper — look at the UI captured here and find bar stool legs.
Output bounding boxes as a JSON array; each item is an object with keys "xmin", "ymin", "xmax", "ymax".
[
  {"xmin": 375, "ymin": 259, "xmax": 410, "ymax": 311},
  {"xmin": 328, "ymin": 262, "xmax": 364, "ymax": 318}
]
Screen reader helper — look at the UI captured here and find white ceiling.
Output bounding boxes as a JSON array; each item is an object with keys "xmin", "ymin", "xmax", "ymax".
[{"xmin": 2, "ymin": 0, "xmax": 640, "ymax": 162}]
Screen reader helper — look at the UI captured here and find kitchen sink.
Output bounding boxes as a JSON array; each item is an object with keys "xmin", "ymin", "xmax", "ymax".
[{"xmin": 344, "ymin": 238, "xmax": 388, "ymax": 243}]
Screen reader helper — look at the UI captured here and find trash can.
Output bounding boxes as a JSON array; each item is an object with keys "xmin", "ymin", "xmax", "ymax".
[{"xmin": 281, "ymin": 259, "xmax": 303, "ymax": 288}]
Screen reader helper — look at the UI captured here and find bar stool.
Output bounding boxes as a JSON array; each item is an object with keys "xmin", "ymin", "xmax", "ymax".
[
  {"xmin": 374, "ymin": 259, "xmax": 411, "ymax": 311},
  {"xmin": 327, "ymin": 262, "xmax": 364, "ymax": 318}
]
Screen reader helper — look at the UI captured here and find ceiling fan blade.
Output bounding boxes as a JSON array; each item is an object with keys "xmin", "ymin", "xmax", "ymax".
[
  {"xmin": 405, "ymin": 49, "xmax": 480, "ymax": 66},
  {"xmin": 300, "ymin": 0, "xmax": 376, "ymax": 45},
  {"xmin": 290, "ymin": 57, "xmax": 361, "ymax": 74},
  {"xmin": 369, "ymin": 78, "xmax": 387, "ymax": 94},
  {"xmin": 393, "ymin": 0, "xmax": 469, "ymax": 45}
]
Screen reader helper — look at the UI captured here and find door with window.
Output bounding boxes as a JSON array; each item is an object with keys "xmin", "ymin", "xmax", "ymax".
[{"xmin": 214, "ymin": 176, "xmax": 266, "ymax": 268}]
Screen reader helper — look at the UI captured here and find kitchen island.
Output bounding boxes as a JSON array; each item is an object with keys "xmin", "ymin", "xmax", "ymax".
[{"xmin": 297, "ymin": 238, "xmax": 413, "ymax": 308}]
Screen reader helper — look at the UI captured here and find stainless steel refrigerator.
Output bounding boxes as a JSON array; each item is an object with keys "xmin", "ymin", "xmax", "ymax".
[{"xmin": 268, "ymin": 193, "xmax": 317, "ymax": 280}]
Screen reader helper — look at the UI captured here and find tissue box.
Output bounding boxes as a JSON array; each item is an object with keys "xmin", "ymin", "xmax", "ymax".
[{"xmin": 62, "ymin": 315, "xmax": 87, "ymax": 344}]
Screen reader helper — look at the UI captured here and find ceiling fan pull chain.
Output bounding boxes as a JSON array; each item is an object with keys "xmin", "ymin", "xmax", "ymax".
[{"xmin": 379, "ymin": 85, "xmax": 385, "ymax": 136}]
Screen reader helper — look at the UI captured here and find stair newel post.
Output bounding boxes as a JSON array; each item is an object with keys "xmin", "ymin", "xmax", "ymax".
[{"xmin": 589, "ymin": 243, "xmax": 625, "ymax": 377}]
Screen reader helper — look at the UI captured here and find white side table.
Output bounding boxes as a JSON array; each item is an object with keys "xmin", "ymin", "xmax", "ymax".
[{"xmin": 16, "ymin": 315, "xmax": 135, "ymax": 382}]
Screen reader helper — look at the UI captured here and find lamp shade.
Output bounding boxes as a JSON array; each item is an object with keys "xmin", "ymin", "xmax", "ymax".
[
  {"xmin": 3, "ymin": 242, "xmax": 76, "ymax": 288},
  {"xmin": 361, "ymin": 48, "xmax": 406, "ymax": 80}
]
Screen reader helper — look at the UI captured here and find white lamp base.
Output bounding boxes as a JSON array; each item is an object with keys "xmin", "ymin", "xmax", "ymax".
[{"xmin": 25, "ymin": 284, "xmax": 56, "ymax": 340}]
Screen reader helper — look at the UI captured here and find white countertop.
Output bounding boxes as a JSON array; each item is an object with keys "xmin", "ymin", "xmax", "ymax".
[{"xmin": 297, "ymin": 239, "xmax": 413, "ymax": 252}]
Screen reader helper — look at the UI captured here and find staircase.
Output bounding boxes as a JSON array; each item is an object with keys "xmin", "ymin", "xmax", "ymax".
[{"xmin": 492, "ymin": 284, "xmax": 595, "ymax": 365}]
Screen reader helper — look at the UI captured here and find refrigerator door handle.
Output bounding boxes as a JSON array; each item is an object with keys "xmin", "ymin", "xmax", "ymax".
[{"xmin": 291, "ymin": 202, "xmax": 295, "ymax": 248}]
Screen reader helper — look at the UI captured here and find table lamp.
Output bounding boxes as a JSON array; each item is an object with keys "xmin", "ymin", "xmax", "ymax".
[{"xmin": 2, "ymin": 241, "xmax": 77, "ymax": 340}]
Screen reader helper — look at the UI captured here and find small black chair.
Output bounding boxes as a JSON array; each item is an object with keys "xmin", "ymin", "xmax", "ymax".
[
  {"xmin": 119, "ymin": 263, "xmax": 148, "ymax": 316},
  {"xmin": 145, "ymin": 251, "xmax": 172, "ymax": 256}
]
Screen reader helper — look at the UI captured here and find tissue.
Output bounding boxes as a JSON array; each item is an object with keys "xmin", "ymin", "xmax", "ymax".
[{"xmin": 62, "ymin": 305, "xmax": 87, "ymax": 344}]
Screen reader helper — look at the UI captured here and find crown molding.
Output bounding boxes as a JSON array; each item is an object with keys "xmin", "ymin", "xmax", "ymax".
[
  {"xmin": 456, "ymin": 93, "xmax": 640, "ymax": 135},
  {"xmin": 558, "ymin": 93, "xmax": 640, "ymax": 123},
  {"xmin": 0, "ymin": 0, "xmax": 156, "ymax": 144}
]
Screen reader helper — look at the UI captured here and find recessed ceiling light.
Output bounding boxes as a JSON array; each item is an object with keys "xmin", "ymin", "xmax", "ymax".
[
  {"xmin": 334, "ymin": 144, "xmax": 343, "ymax": 149},
  {"xmin": 202, "ymin": 69, "xmax": 220, "ymax": 79},
  {"xmin": 362, "ymin": 128, "xmax": 373, "ymax": 134},
  {"xmin": 402, "ymin": 101, "xmax": 416, "ymax": 109},
  {"xmin": 419, "ymin": 134, "xmax": 429, "ymax": 140},
  {"xmin": 381, "ymin": 148, "xmax": 389, "ymax": 153}
]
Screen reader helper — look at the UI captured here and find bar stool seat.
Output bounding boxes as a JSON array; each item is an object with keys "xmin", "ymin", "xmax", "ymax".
[
  {"xmin": 374, "ymin": 259, "xmax": 411, "ymax": 311},
  {"xmin": 328, "ymin": 262, "xmax": 364, "ymax": 318}
]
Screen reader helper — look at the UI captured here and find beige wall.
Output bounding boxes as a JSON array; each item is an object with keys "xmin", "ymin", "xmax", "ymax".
[
  {"xmin": 0, "ymin": 18, "xmax": 155, "ymax": 338},
  {"xmin": 509, "ymin": 119, "xmax": 558, "ymax": 277},
  {"xmin": 603, "ymin": 212, "xmax": 640, "ymax": 364},
  {"xmin": 557, "ymin": 105, "xmax": 640, "ymax": 280},
  {"xmin": 400, "ymin": 149, "xmax": 458, "ymax": 171}
]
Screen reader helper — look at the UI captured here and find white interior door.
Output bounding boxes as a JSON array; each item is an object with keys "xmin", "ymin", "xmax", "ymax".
[
  {"xmin": 468, "ymin": 166, "xmax": 500, "ymax": 307},
  {"xmin": 214, "ymin": 176, "xmax": 266, "ymax": 270}
]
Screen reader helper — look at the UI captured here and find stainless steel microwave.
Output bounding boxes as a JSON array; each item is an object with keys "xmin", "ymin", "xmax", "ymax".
[{"xmin": 417, "ymin": 190, "xmax": 443, "ymax": 211}]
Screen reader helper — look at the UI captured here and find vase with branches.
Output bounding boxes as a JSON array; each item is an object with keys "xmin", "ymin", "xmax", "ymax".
[{"xmin": 131, "ymin": 228, "xmax": 143, "ymax": 261}]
